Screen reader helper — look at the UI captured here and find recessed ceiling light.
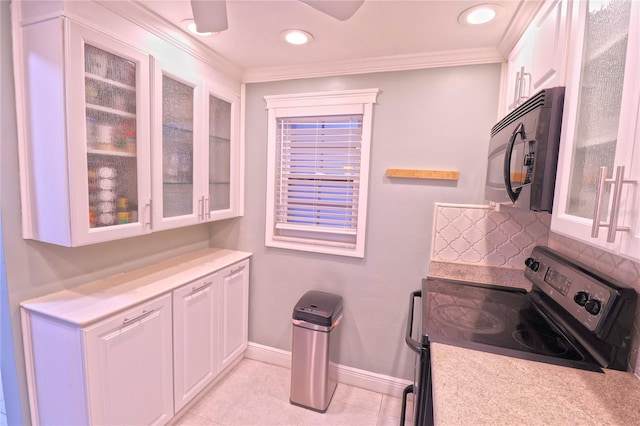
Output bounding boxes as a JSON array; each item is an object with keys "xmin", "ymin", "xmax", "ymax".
[
  {"xmin": 181, "ymin": 19, "xmax": 215, "ymax": 36},
  {"xmin": 280, "ymin": 29, "xmax": 314, "ymax": 45},
  {"xmin": 458, "ymin": 4, "xmax": 503, "ymax": 25}
]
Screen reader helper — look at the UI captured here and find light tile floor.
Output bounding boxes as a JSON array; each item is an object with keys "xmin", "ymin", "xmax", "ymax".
[{"xmin": 175, "ymin": 359, "xmax": 413, "ymax": 426}]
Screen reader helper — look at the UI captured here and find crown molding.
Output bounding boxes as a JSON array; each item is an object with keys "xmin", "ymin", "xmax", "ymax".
[
  {"xmin": 94, "ymin": 0, "xmax": 242, "ymax": 81},
  {"xmin": 497, "ymin": 0, "xmax": 544, "ymax": 57},
  {"xmin": 243, "ymin": 47, "xmax": 505, "ymax": 83},
  {"xmin": 85, "ymin": 0, "xmax": 537, "ymax": 85}
]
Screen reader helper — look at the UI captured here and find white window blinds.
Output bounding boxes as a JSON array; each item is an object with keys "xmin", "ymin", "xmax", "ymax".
[
  {"xmin": 265, "ymin": 88, "xmax": 378, "ymax": 258},
  {"xmin": 275, "ymin": 115, "xmax": 363, "ymax": 239}
]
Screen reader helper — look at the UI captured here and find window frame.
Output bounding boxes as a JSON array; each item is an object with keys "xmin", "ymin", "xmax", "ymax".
[{"xmin": 264, "ymin": 89, "xmax": 379, "ymax": 258}]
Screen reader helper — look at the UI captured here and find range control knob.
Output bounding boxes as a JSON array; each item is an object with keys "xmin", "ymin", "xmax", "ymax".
[
  {"xmin": 524, "ymin": 257, "xmax": 540, "ymax": 272},
  {"xmin": 585, "ymin": 298, "xmax": 602, "ymax": 315},
  {"xmin": 573, "ymin": 291, "xmax": 589, "ymax": 306}
]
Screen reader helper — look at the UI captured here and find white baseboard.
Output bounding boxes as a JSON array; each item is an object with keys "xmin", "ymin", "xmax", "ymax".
[{"xmin": 245, "ymin": 342, "xmax": 411, "ymax": 398}]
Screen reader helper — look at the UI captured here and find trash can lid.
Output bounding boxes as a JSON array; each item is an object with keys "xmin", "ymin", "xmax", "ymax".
[{"xmin": 293, "ymin": 290, "xmax": 343, "ymax": 326}]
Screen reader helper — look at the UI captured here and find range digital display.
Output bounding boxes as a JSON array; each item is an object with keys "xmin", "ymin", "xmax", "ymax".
[{"xmin": 544, "ymin": 267, "xmax": 572, "ymax": 295}]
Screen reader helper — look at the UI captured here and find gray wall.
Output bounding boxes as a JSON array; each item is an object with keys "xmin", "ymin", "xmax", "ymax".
[
  {"xmin": 1, "ymin": 3, "xmax": 211, "ymax": 423},
  {"xmin": 210, "ymin": 65, "xmax": 502, "ymax": 380}
]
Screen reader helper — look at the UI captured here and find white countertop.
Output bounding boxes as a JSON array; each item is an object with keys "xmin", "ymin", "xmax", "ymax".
[
  {"xmin": 431, "ymin": 342, "xmax": 640, "ymax": 425},
  {"xmin": 21, "ymin": 248, "xmax": 251, "ymax": 327}
]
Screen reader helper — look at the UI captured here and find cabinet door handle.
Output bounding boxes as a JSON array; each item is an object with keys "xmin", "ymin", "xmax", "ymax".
[
  {"xmin": 519, "ymin": 67, "xmax": 531, "ymax": 103},
  {"xmin": 205, "ymin": 197, "xmax": 211, "ymax": 220},
  {"xmin": 591, "ymin": 166, "xmax": 609, "ymax": 238},
  {"xmin": 198, "ymin": 197, "xmax": 203, "ymax": 222},
  {"xmin": 123, "ymin": 309, "xmax": 155, "ymax": 325},
  {"xmin": 513, "ymin": 70, "xmax": 521, "ymax": 107},
  {"xmin": 591, "ymin": 166, "xmax": 637, "ymax": 242},
  {"xmin": 607, "ymin": 166, "xmax": 636, "ymax": 242},
  {"xmin": 192, "ymin": 281, "xmax": 213, "ymax": 293},
  {"xmin": 229, "ymin": 265, "xmax": 246, "ymax": 277},
  {"xmin": 145, "ymin": 199, "xmax": 153, "ymax": 230}
]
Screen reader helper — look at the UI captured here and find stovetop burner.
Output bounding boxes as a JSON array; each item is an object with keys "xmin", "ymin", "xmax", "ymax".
[
  {"xmin": 433, "ymin": 304, "xmax": 505, "ymax": 335},
  {"xmin": 512, "ymin": 329, "xmax": 573, "ymax": 357}
]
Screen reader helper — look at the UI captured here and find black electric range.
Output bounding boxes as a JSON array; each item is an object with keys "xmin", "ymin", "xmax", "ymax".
[{"xmin": 402, "ymin": 246, "xmax": 638, "ymax": 426}]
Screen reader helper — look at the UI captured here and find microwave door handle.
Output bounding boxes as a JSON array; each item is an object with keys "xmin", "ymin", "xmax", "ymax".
[
  {"xmin": 504, "ymin": 122, "xmax": 525, "ymax": 203},
  {"xmin": 405, "ymin": 290, "xmax": 423, "ymax": 353}
]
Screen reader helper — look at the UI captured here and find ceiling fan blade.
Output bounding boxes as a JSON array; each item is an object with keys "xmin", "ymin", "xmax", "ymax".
[
  {"xmin": 300, "ymin": 0, "xmax": 364, "ymax": 21},
  {"xmin": 190, "ymin": 0, "xmax": 228, "ymax": 33}
]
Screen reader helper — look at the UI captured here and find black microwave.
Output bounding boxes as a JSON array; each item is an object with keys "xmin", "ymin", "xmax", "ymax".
[{"xmin": 485, "ymin": 87, "xmax": 565, "ymax": 212}]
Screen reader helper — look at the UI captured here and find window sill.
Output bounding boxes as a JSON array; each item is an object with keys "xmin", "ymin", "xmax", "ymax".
[{"xmin": 266, "ymin": 237, "xmax": 364, "ymax": 258}]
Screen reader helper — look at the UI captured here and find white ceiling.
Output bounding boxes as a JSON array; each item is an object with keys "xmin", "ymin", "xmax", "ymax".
[{"xmin": 135, "ymin": 0, "xmax": 540, "ymax": 81}]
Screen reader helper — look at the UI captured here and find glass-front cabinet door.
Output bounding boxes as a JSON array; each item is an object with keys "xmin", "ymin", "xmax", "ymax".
[
  {"xmin": 151, "ymin": 62, "xmax": 203, "ymax": 231},
  {"xmin": 551, "ymin": 0, "xmax": 640, "ymax": 260},
  {"xmin": 203, "ymin": 83, "xmax": 240, "ymax": 221},
  {"xmin": 67, "ymin": 22, "xmax": 151, "ymax": 245}
]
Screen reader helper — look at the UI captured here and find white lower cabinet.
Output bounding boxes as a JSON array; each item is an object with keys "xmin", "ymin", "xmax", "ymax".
[
  {"xmin": 21, "ymin": 249, "xmax": 251, "ymax": 425},
  {"xmin": 84, "ymin": 295, "xmax": 174, "ymax": 425},
  {"xmin": 172, "ymin": 273, "xmax": 220, "ymax": 412},
  {"xmin": 23, "ymin": 294, "xmax": 174, "ymax": 425},
  {"xmin": 221, "ymin": 261, "xmax": 249, "ymax": 369},
  {"xmin": 172, "ymin": 259, "xmax": 249, "ymax": 411}
]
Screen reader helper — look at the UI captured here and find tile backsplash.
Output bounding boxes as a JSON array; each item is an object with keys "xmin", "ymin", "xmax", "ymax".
[
  {"xmin": 431, "ymin": 203, "xmax": 550, "ymax": 268},
  {"xmin": 431, "ymin": 202, "xmax": 640, "ymax": 377}
]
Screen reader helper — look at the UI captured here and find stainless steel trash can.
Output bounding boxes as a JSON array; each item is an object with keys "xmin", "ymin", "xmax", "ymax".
[{"xmin": 290, "ymin": 290, "xmax": 343, "ymax": 412}]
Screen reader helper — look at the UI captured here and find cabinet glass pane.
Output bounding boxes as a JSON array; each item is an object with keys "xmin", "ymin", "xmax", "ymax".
[
  {"xmin": 162, "ymin": 76, "xmax": 194, "ymax": 218},
  {"xmin": 566, "ymin": 0, "xmax": 631, "ymax": 218},
  {"xmin": 85, "ymin": 44, "xmax": 139, "ymax": 228},
  {"xmin": 209, "ymin": 95, "xmax": 231, "ymax": 211}
]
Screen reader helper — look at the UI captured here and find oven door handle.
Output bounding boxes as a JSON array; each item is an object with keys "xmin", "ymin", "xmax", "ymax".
[{"xmin": 405, "ymin": 290, "xmax": 423, "ymax": 353}]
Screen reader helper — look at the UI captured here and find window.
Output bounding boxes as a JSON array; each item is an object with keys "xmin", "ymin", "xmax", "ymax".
[{"xmin": 265, "ymin": 89, "xmax": 378, "ymax": 257}]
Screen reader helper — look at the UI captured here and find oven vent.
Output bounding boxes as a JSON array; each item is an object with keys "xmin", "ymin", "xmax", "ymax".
[{"xmin": 491, "ymin": 87, "xmax": 564, "ymax": 137}]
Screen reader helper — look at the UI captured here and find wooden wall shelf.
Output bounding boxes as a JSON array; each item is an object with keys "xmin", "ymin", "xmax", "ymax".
[{"xmin": 386, "ymin": 169, "xmax": 459, "ymax": 181}]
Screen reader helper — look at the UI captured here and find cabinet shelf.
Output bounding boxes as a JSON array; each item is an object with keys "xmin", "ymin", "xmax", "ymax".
[
  {"xmin": 85, "ymin": 72, "xmax": 135, "ymax": 92},
  {"xmin": 576, "ymin": 136, "xmax": 617, "ymax": 149},
  {"xmin": 209, "ymin": 135, "xmax": 230, "ymax": 143},
  {"xmin": 163, "ymin": 123, "xmax": 194, "ymax": 134},
  {"xmin": 87, "ymin": 147, "xmax": 136, "ymax": 157},
  {"xmin": 86, "ymin": 103, "xmax": 136, "ymax": 119},
  {"xmin": 585, "ymin": 32, "xmax": 628, "ymax": 64}
]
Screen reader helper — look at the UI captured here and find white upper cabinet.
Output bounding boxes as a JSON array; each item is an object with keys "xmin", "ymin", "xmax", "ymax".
[
  {"xmin": 12, "ymin": 2, "xmax": 243, "ymax": 246},
  {"xmin": 152, "ymin": 61, "xmax": 204, "ymax": 231},
  {"xmin": 203, "ymin": 82, "xmax": 241, "ymax": 222},
  {"xmin": 152, "ymin": 67, "xmax": 241, "ymax": 231},
  {"xmin": 506, "ymin": 0, "xmax": 571, "ymax": 111},
  {"xmin": 551, "ymin": 0, "xmax": 640, "ymax": 261},
  {"xmin": 14, "ymin": 18, "xmax": 152, "ymax": 246}
]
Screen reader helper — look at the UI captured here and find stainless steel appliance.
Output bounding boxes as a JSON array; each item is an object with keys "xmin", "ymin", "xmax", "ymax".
[
  {"xmin": 402, "ymin": 246, "xmax": 637, "ymax": 425},
  {"xmin": 485, "ymin": 87, "xmax": 565, "ymax": 212}
]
